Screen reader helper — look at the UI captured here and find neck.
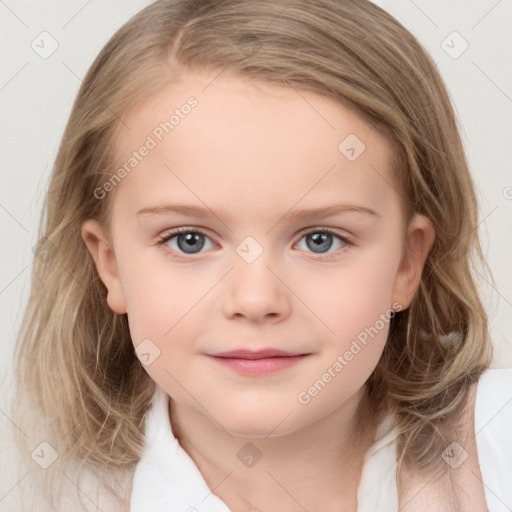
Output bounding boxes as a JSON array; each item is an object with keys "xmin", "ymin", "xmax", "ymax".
[{"xmin": 168, "ymin": 386, "xmax": 379, "ymax": 512}]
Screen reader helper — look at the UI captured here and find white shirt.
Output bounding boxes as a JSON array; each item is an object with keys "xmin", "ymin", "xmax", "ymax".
[{"xmin": 130, "ymin": 368, "xmax": 512, "ymax": 511}]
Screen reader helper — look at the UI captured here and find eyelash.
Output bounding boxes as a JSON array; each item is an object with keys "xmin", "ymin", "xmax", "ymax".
[{"xmin": 156, "ymin": 226, "xmax": 353, "ymax": 261}]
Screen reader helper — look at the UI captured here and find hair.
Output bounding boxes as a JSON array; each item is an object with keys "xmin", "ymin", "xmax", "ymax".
[{"xmin": 11, "ymin": 0, "xmax": 493, "ymax": 509}]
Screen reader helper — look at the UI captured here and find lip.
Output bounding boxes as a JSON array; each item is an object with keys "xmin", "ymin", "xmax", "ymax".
[
  {"xmin": 207, "ymin": 349, "xmax": 310, "ymax": 376},
  {"xmin": 210, "ymin": 348, "xmax": 305, "ymax": 359}
]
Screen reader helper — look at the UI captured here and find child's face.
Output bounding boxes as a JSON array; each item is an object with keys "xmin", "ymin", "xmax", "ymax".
[{"xmin": 82, "ymin": 69, "xmax": 434, "ymax": 437}]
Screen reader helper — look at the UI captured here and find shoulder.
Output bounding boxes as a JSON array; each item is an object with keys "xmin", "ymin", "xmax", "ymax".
[{"xmin": 474, "ymin": 368, "xmax": 512, "ymax": 511}]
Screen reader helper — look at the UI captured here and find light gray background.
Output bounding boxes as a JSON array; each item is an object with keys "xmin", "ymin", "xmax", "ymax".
[{"xmin": 0, "ymin": 0, "xmax": 511, "ymax": 504}]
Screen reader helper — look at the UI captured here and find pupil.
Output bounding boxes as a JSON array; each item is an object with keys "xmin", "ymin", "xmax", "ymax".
[
  {"xmin": 308, "ymin": 233, "xmax": 332, "ymax": 253},
  {"xmin": 178, "ymin": 233, "xmax": 204, "ymax": 254}
]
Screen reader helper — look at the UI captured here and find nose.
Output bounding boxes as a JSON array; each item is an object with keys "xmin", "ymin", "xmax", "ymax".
[{"xmin": 221, "ymin": 248, "xmax": 291, "ymax": 323}]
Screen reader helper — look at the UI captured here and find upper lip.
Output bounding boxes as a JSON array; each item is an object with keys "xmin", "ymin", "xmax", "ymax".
[{"xmin": 209, "ymin": 349, "xmax": 306, "ymax": 359}]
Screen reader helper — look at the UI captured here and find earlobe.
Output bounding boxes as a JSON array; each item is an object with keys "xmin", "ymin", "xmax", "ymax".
[
  {"xmin": 391, "ymin": 214, "xmax": 435, "ymax": 311},
  {"xmin": 81, "ymin": 219, "xmax": 127, "ymax": 314}
]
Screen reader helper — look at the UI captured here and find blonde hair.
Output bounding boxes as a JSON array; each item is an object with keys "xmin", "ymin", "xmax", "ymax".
[{"xmin": 12, "ymin": 0, "xmax": 493, "ymax": 508}]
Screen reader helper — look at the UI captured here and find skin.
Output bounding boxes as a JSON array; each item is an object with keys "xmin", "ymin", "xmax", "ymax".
[
  {"xmin": 82, "ymin": 68, "xmax": 435, "ymax": 511},
  {"xmin": 398, "ymin": 383, "xmax": 489, "ymax": 512}
]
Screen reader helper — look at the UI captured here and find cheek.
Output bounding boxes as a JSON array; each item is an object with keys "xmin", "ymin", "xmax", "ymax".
[
  {"xmin": 118, "ymin": 246, "xmax": 206, "ymax": 335},
  {"xmin": 290, "ymin": 248, "xmax": 401, "ymax": 398},
  {"xmin": 296, "ymin": 250, "xmax": 400, "ymax": 341},
  {"xmin": 120, "ymin": 260, "xmax": 204, "ymax": 399},
  {"xmin": 117, "ymin": 229, "xmax": 401, "ymax": 413},
  {"xmin": 118, "ymin": 251, "xmax": 215, "ymax": 380}
]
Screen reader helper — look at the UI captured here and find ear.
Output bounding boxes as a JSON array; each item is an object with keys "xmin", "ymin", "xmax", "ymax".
[
  {"xmin": 391, "ymin": 214, "xmax": 435, "ymax": 311},
  {"xmin": 81, "ymin": 219, "xmax": 127, "ymax": 314}
]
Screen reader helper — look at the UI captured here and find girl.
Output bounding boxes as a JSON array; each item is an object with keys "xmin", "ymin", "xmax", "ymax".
[{"xmin": 9, "ymin": 0, "xmax": 512, "ymax": 511}]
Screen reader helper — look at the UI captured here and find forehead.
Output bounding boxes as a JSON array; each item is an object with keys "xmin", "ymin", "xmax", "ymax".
[{"xmin": 109, "ymin": 69, "xmax": 402, "ymax": 224}]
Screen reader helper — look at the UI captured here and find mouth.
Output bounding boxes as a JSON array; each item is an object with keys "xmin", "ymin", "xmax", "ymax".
[{"xmin": 206, "ymin": 349, "xmax": 311, "ymax": 376}]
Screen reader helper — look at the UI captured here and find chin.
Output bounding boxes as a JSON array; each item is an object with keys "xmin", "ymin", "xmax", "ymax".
[
  {"xmin": 226, "ymin": 422, "xmax": 294, "ymax": 439},
  {"xmin": 216, "ymin": 406, "xmax": 302, "ymax": 438}
]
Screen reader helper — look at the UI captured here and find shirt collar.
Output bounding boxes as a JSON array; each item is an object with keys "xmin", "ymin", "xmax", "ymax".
[
  {"xmin": 130, "ymin": 385, "xmax": 399, "ymax": 512},
  {"xmin": 130, "ymin": 385, "xmax": 232, "ymax": 511}
]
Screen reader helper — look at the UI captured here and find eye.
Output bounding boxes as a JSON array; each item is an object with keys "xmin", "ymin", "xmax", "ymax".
[
  {"xmin": 295, "ymin": 228, "xmax": 352, "ymax": 260},
  {"xmin": 157, "ymin": 227, "xmax": 215, "ymax": 259},
  {"xmin": 157, "ymin": 227, "xmax": 352, "ymax": 261}
]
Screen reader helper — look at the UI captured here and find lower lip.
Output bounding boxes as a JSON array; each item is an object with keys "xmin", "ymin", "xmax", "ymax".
[{"xmin": 208, "ymin": 355, "xmax": 309, "ymax": 375}]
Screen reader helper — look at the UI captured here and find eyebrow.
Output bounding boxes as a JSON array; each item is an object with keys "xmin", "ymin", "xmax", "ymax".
[{"xmin": 136, "ymin": 203, "xmax": 380, "ymax": 222}]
